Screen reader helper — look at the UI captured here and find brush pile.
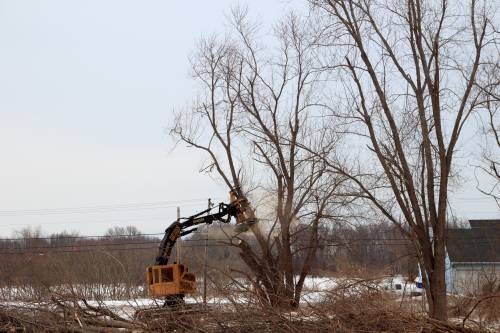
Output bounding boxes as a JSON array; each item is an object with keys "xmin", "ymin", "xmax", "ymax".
[{"xmin": 0, "ymin": 287, "xmax": 495, "ymax": 333}]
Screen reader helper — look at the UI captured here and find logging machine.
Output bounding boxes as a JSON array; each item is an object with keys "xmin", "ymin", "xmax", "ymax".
[{"xmin": 146, "ymin": 190, "xmax": 255, "ymax": 305}]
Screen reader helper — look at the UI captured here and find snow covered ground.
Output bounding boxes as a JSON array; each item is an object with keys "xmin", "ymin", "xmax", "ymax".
[{"xmin": 0, "ymin": 275, "xmax": 423, "ymax": 319}]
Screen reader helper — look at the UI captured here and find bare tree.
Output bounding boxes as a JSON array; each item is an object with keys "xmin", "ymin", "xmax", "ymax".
[
  {"xmin": 475, "ymin": 55, "xmax": 499, "ymax": 205},
  {"xmin": 13, "ymin": 226, "xmax": 44, "ymax": 250},
  {"xmin": 172, "ymin": 9, "xmax": 347, "ymax": 308},
  {"xmin": 104, "ymin": 226, "xmax": 142, "ymax": 238},
  {"xmin": 309, "ymin": 0, "xmax": 498, "ymax": 321}
]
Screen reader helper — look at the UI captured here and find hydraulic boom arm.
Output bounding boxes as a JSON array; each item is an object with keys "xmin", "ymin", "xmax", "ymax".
[
  {"xmin": 155, "ymin": 191, "xmax": 254, "ymax": 265},
  {"xmin": 155, "ymin": 203, "xmax": 236, "ymax": 265},
  {"xmin": 146, "ymin": 190, "xmax": 255, "ymax": 302}
]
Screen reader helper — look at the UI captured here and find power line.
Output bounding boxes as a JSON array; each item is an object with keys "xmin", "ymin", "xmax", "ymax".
[
  {"xmin": 0, "ymin": 241, "xmax": 237, "ymax": 255},
  {"xmin": 0, "ymin": 240, "xmax": 238, "ymax": 253},
  {"xmin": 0, "ymin": 198, "xmax": 226, "ymax": 217},
  {"xmin": 0, "ymin": 231, "xmax": 497, "ymax": 242},
  {"xmin": 0, "ymin": 233, "xmax": 165, "ymax": 241},
  {"xmin": 0, "ymin": 234, "xmax": 497, "ymax": 255},
  {"xmin": 0, "ymin": 236, "xmax": 497, "ymax": 254},
  {"xmin": 0, "ymin": 243, "xmax": 406, "ymax": 256},
  {"xmin": 0, "ymin": 240, "xmax": 159, "ymax": 250},
  {"xmin": 0, "ymin": 245, "xmax": 159, "ymax": 255},
  {"xmin": 0, "ymin": 196, "xmax": 494, "ymax": 217},
  {"xmin": 0, "ymin": 239, "xmax": 233, "ymax": 250},
  {"xmin": 0, "ymin": 242, "xmax": 241, "ymax": 255},
  {"xmin": 0, "ymin": 216, "xmax": 171, "ymax": 228}
]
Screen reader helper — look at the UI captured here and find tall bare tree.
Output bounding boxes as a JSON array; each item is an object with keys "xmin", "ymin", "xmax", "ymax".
[
  {"xmin": 475, "ymin": 56, "xmax": 499, "ymax": 205},
  {"xmin": 172, "ymin": 9, "xmax": 347, "ymax": 308},
  {"xmin": 310, "ymin": 0, "xmax": 498, "ymax": 321}
]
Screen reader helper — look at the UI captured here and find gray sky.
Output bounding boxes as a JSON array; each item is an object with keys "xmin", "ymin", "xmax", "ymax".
[{"xmin": 0, "ymin": 0, "xmax": 497, "ymax": 237}]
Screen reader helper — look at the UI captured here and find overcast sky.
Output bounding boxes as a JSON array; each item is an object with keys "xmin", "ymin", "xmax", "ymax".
[{"xmin": 0, "ymin": 0, "xmax": 497, "ymax": 237}]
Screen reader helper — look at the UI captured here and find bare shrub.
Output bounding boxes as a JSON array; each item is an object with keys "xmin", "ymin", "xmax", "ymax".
[{"xmin": 450, "ymin": 280, "xmax": 500, "ymax": 327}]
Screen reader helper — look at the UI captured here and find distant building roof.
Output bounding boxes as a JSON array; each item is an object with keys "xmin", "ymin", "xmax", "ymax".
[
  {"xmin": 469, "ymin": 219, "xmax": 500, "ymax": 229},
  {"xmin": 446, "ymin": 219, "xmax": 500, "ymax": 263}
]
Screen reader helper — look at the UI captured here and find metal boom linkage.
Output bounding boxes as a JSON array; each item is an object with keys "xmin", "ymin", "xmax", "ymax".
[{"xmin": 155, "ymin": 194, "xmax": 251, "ymax": 266}]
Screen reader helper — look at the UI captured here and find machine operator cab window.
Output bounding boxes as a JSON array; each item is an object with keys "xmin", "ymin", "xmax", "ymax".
[
  {"xmin": 161, "ymin": 267, "xmax": 174, "ymax": 282},
  {"xmin": 148, "ymin": 266, "xmax": 175, "ymax": 284}
]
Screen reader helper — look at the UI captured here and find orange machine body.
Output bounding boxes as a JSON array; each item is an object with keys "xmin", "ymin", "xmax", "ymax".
[{"xmin": 146, "ymin": 263, "xmax": 196, "ymax": 297}]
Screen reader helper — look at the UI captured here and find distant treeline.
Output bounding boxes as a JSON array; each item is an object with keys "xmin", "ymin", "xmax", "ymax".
[{"xmin": 0, "ymin": 223, "xmax": 416, "ymax": 299}]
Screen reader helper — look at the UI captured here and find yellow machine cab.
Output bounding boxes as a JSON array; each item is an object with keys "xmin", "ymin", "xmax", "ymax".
[{"xmin": 146, "ymin": 263, "xmax": 196, "ymax": 298}]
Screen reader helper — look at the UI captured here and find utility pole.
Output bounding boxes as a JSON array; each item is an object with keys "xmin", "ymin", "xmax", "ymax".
[
  {"xmin": 176, "ymin": 206, "xmax": 180, "ymax": 264},
  {"xmin": 203, "ymin": 198, "xmax": 213, "ymax": 308}
]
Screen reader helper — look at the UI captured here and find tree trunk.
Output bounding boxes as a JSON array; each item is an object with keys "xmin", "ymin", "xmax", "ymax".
[{"xmin": 429, "ymin": 242, "xmax": 447, "ymax": 321}]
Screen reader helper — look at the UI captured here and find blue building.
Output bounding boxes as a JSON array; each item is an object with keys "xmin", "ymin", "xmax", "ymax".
[{"xmin": 445, "ymin": 219, "xmax": 500, "ymax": 295}]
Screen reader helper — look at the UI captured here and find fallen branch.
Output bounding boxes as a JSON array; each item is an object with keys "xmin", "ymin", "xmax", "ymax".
[{"xmin": 462, "ymin": 295, "xmax": 500, "ymax": 328}]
